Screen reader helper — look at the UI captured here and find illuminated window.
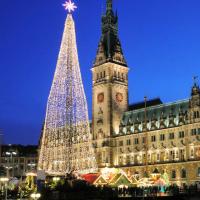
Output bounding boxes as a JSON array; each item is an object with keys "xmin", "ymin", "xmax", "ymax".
[
  {"xmin": 127, "ymin": 156, "xmax": 130, "ymax": 164},
  {"xmin": 170, "ymin": 150, "xmax": 175, "ymax": 160},
  {"xmin": 123, "ymin": 127, "xmax": 127, "ymax": 134},
  {"xmin": 119, "ymin": 156, "xmax": 123, "ymax": 163},
  {"xmin": 157, "ymin": 154, "xmax": 160, "ymax": 161},
  {"xmin": 130, "ymin": 126, "xmax": 134, "ymax": 133},
  {"xmin": 180, "ymin": 149, "xmax": 185, "ymax": 161}
]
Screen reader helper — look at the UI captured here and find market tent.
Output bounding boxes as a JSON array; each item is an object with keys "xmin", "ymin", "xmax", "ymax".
[
  {"xmin": 93, "ymin": 175, "xmax": 108, "ymax": 186},
  {"xmin": 81, "ymin": 173, "xmax": 100, "ymax": 184},
  {"xmin": 109, "ymin": 173, "xmax": 133, "ymax": 188},
  {"xmin": 130, "ymin": 176, "xmax": 139, "ymax": 187}
]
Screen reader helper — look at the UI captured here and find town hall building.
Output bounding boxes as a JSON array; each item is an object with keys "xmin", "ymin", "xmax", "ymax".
[{"xmin": 91, "ymin": 0, "xmax": 200, "ymax": 186}]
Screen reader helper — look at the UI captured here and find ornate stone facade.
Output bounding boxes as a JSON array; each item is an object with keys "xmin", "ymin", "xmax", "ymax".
[{"xmin": 92, "ymin": 0, "xmax": 200, "ymax": 186}]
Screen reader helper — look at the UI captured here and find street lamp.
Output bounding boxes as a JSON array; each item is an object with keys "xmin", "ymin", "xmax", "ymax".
[
  {"xmin": 28, "ymin": 163, "xmax": 36, "ymax": 171},
  {"xmin": 5, "ymin": 151, "xmax": 17, "ymax": 177},
  {"xmin": 0, "ymin": 177, "xmax": 9, "ymax": 200},
  {"xmin": 53, "ymin": 177, "xmax": 60, "ymax": 182},
  {"xmin": 30, "ymin": 193, "xmax": 41, "ymax": 200}
]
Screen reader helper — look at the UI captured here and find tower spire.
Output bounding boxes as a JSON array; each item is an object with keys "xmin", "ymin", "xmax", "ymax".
[
  {"xmin": 93, "ymin": 0, "xmax": 127, "ymax": 67},
  {"xmin": 106, "ymin": 0, "xmax": 113, "ymax": 12},
  {"xmin": 191, "ymin": 76, "xmax": 200, "ymax": 96},
  {"xmin": 193, "ymin": 76, "xmax": 198, "ymax": 86}
]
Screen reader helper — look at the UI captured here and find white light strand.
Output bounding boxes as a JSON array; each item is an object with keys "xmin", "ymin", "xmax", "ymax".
[{"xmin": 38, "ymin": 14, "xmax": 97, "ymax": 176}]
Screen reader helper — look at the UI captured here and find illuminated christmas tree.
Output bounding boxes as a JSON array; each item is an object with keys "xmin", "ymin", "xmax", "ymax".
[{"xmin": 38, "ymin": 0, "xmax": 97, "ymax": 176}]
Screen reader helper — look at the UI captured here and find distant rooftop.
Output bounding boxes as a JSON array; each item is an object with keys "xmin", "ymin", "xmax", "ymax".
[
  {"xmin": 128, "ymin": 98, "xmax": 163, "ymax": 111},
  {"xmin": 1, "ymin": 145, "xmax": 38, "ymax": 157}
]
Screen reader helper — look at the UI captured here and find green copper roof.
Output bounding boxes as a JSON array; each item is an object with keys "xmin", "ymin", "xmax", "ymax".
[{"xmin": 118, "ymin": 99, "xmax": 189, "ymax": 135}]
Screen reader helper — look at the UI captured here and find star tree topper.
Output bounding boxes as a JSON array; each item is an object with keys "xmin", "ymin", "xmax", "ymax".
[{"xmin": 63, "ymin": 0, "xmax": 77, "ymax": 13}]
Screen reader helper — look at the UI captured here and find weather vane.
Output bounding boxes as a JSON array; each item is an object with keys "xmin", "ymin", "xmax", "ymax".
[{"xmin": 63, "ymin": 0, "xmax": 77, "ymax": 13}]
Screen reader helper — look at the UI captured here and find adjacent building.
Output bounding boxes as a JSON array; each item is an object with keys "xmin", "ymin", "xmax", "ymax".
[{"xmin": 0, "ymin": 145, "xmax": 38, "ymax": 177}]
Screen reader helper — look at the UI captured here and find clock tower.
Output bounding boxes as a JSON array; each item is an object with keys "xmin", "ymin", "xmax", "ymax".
[{"xmin": 91, "ymin": 0, "xmax": 129, "ymax": 167}]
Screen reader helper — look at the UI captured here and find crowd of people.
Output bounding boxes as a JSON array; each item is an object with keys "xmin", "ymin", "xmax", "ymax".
[{"xmin": 39, "ymin": 175, "xmax": 200, "ymax": 200}]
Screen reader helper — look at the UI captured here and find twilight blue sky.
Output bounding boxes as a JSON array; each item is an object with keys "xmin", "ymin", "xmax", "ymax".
[{"xmin": 0, "ymin": 0, "xmax": 200, "ymax": 145}]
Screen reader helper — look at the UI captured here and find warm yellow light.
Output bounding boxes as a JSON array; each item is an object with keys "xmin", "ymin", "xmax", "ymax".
[
  {"xmin": 31, "ymin": 193, "xmax": 41, "ymax": 199},
  {"xmin": 0, "ymin": 177, "xmax": 9, "ymax": 182},
  {"xmin": 53, "ymin": 177, "xmax": 60, "ymax": 182}
]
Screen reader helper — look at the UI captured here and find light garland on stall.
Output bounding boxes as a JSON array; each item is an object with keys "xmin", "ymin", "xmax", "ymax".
[{"xmin": 38, "ymin": 1, "xmax": 97, "ymax": 176}]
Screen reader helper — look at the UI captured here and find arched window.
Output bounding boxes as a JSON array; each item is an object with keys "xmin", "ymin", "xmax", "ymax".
[
  {"xmin": 181, "ymin": 169, "xmax": 187, "ymax": 178},
  {"xmin": 171, "ymin": 170, "xmax": 176, "ymax": 179},
  {"xmin": 103, "ymin": 71, "xmax": 105, "ymax": 77},
  {"xmin": 197, "ymin": 111, "xmax": 200, "ymax": 118}
]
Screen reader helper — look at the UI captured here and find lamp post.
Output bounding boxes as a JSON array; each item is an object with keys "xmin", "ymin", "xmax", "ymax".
[
  {"xmin": 27, "ymin": 163, "xmax": 36, "ymax": 171},
  {"xmin": 30, "ymin": 193, "xmax": 41, "ymax": 200},
  {"xmin": 4, "ymin": 167, "xmax": 12, "ymax": 178},
  {"xmin": 5, "ymin": 151, "xmax": 17, "ymax": 177},
  {"xmin": 0, "ymin": 177, "xmax": 9, "ymax": 200}
]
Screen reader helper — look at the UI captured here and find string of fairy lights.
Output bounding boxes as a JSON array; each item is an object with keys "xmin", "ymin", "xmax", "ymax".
[{"xmin": 38, "ymin": 1, "xmax": 97, "ymax": 175}]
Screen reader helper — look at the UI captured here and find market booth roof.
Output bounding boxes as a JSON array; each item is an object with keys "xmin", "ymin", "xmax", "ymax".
[
  {"xmin": 109, "ymin": 173, "xmax": 133, "ymax": 188},
  {"xmin": 81, "ymin": 173, "xmax": 107, "ymax": 186}
]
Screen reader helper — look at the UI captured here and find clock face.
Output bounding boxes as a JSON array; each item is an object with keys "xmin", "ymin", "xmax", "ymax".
[
  {"xmin": 116, "ymin": 92, "xmax": 123, "ymax": 103},
  {"xmin": 97, "ymin": 93, "xmax": 104, "ymax": 103}
]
